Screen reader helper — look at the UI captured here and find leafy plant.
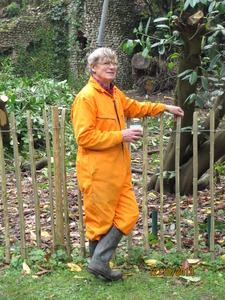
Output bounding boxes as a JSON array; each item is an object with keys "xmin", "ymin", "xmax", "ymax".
[
  {"xmin": 0, "ymin": 62, "xmax": 77, "ymax": 163},
  {"xmin": 123, "ymin": 1, "xmax": 225, "ymax": 109},
  {"xmin": 6, "ymin": 2, "xmax": 20, "ymax": 17}
]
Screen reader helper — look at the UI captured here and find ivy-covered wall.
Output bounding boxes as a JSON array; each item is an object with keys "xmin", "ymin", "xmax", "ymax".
[
  {"xmin": 68, "ymin": 0, "xmax": 136, "ymax": 90},
  {"xmin": 0, "ymin": 15, "xmax": 44, "ymax": 58},
  {"xmin": 0, "ymin": 0, "xmax": 137, "ymax": 89}
]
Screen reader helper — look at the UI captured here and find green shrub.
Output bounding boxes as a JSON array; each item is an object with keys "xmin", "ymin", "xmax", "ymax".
[{"xmin": 6, "ymin": 2, "xmax": 20, "ymax": 17}]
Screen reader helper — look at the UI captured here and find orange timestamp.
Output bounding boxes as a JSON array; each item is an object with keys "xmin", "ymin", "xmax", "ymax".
[{"xmin": 150, "ymin": 267, "xmax": 194, "ymax": 277}]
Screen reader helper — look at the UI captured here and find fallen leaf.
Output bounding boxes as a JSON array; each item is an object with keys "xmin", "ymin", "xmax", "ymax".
[
  {"xmin": 23, "ymin": 261, "xmax": 30, "ymax": 275},
  {"xmin": 187, "ymin": 259, "xmax": 199, "ymax": 265},
  {"xmin": 180, "ymin": 276, "xmax": 201, "ymax": 283},
  {"xmin": 35, "ymin": 270, "xmax": 53, "ymax": 276},
  {"xmin": 66, "ymin": 263, "xmax": 82, "ymax": 272},
  {"xmin": 123, "ymin": 273, "xmax": 134, "ymax": 278},
  {"xmin": 144, "ymin": 259, "xmax": 158, "ymax": 266},
  {"xmin": 220, "ymin": 254, "xmax": 225, "ymax": 262},
  {"xmin": 41, "ymin": 231, "xmax": 51, "ymax": 238}
]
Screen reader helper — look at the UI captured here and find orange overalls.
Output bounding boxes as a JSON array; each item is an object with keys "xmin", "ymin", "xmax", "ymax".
[{"xmin": 71, "ymin": 76, "xmax": 166, "ymax": 241}]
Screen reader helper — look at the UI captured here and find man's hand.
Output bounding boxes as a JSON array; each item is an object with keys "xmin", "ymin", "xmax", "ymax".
[
  {"xmin": 165, "ymin": 105, "xmax": 184, "ymax": 121},
  {"xmin": 121, "ymin": 129, "xmax": 143, "ymax": 143}
]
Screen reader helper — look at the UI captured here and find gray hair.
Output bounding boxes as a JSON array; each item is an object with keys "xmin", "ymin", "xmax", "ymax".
[{"xmin": 87, "ymin": 47, "xmax": 117, "ymax": 66}]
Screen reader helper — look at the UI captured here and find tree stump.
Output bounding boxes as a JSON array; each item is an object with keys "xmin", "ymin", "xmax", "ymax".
[{"xmin": 0, "ymin": 95, "xmax": 10, "ymax": 145}]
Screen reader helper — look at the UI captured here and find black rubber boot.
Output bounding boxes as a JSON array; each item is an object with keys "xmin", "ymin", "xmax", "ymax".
[
  {"xmin": 89, "ymin": 240, "xmax": 98, "ymax": 258},
  {"xmin": 88, "ymin": 226, "xmax": 123, "ymax": 281}
]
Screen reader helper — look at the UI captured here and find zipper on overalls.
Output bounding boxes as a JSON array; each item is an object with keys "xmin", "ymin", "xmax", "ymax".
[{"xmin": 113, "ymin": 98, "xmax": 124, "ymax": 152}]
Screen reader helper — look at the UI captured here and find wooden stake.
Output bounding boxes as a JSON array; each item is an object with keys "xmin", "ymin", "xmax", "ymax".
[
  {"xmin": 159, "ymin": 113, "xmax": 164, "ymax": 253},
  {"xmin": 61, "ymin": 109, "xmax": 71, "ymax": 257},
  {"xmin": 175, "ymin": 116, "xmax": 181, "ymax": 252},
  {"xmin": 77, "ymin": 186, "xmax": 86, "ymax": 257},
  {"xmin": 142, "ymin": 116, "xmax": 150, "ymax": 255},
  {"xmin": 0, "ymin": 130, "xmax": 10, "ymax": 263},
  {"xmin": 10, "ymin": 112, "xmax": 26, "ymax": 258},
  {"xmin": 127, "ymin": 118, "xmax": 133, "ymax": 262},
  {"xmin": 27, "ymin": 111, "xmax": 41, "ymax": 249},
  {"xmin": 43, "ymin": 110, "xmax": 56, "ymax": 250},
  {"xmin": 193, "ymin": 112, "xmax": 199, "ymax": 258},
  {"xmin": 52, "ymin": 107, "xmax": 64, "ymax": 249},
  {"xmin": 209, "ymin": 110, "xmax": 215, "ymax": 261}
]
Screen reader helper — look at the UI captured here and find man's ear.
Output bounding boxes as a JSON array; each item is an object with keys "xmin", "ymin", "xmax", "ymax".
[{"xmin": 90, "ymin": 64, "xmax": 96, "ymax": 73}]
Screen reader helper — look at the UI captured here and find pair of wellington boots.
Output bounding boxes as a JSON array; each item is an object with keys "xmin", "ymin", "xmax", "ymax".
[{"xmin": 88, "ymin": 226, "xmax": 123, "ymax": 281}]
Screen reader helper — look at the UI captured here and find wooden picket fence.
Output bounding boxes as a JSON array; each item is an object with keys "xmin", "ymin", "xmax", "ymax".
[{"xmin": 0, "ymin": 108, "xmax": 218, "ymax": 263}]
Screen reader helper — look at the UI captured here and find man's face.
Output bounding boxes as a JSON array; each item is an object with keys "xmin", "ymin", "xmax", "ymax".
[{"xmin": 91, "ymin": 57, "xmax": 118, "ymax": 86}]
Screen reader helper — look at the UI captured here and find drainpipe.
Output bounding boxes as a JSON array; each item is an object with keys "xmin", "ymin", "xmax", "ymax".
[{"xmin": 96, "ymin": 0, "xmax": 110, "ymax": 47}]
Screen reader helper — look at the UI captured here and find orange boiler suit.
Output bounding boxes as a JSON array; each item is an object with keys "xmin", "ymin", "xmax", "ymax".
[{"xmin": 71, "ymin": 76, "xmax": 166, "ymax": 241}]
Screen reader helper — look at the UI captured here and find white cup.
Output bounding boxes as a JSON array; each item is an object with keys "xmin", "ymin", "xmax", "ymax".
[{"xmin": 130, "ymin": 124, "xmax": 143, "ymax": 131}]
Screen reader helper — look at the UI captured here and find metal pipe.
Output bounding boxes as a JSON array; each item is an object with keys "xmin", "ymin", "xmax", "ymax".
[{"xmin": 96, "ymin": 0, "xmax": 110, "ymax": 47}]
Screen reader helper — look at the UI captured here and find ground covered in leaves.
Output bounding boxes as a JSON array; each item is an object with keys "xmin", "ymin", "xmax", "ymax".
[{"xmin": 0, "ymin": 90, "xmax": 225, "ymax": 260}]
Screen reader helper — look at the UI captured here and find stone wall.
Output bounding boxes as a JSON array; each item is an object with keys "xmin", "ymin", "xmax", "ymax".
[
  {"xmin": 0, "ymin": 1, "xmax": 137, "ymax": 90},
  {"xmin": 69, "ymin": 0, "xmax": 136, "ymax": 90},
  {"xmin": 0, "ymin": 16, "xmax": 46, "ymax": 58}
]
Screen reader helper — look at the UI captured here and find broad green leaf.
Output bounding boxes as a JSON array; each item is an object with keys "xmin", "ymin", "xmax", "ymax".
[
  {"xmin": 145, "ymin": 17, "xmax": 151, "ymax": 34},
  {"xmin": 184, "ymin": 0, "xmax": 191, "ymax": 11},
  {"xmin": 146, "ymin": 36, "xmax": 151, "ymax": 51},
  {"xmin": 158, "ymin": 43, "xmax": 165, "ymax": 55},
  {"xmin": 138, "ymin": 21, "xmax": 143, "ymax": 33},
  {"xmin": 170, "ymin": 52, "xmax": 179, "ymax": 60},
  {"xmin": 151, "ymin": 42, "xmax": 160, "ymax": 48},
  {"xmin": 208, "ymin": 1, "xmax": 216, "ymax": 13},
  {"xmin": 196, "ymin": 95, "xmax": 205, "ymax": 109},
  {"xmin": 190, "ymin": 0, "xmax": 198, "ymax": 8},
  {"xmin": 141, "ymin": 36, "xmax": 145, "ymax": 50},
  {"xmin": 126, "ymin": 39, "xmax": 134, "ymax": 55},
  {"xmin": 220, "ymin": 63, "xmax": 225, "ymax": 77},
  {"xmin": 178, "ymin": 69, "xmax": 193, "ymax": 78},
  {"xmin": 156, "ymin": 24, "xmax": 169, "ymax": 29},
  {"xmin": 168, "ymin": 62, "xmax": 173, "ymax": 69},
  {"xmin": 142, "ymin": 47, "xmax": 149, "ymax": 58},
  {"xmin": 185, "ymin": 93, "xmax": 196, "ymax": 104},
  {"xmin": 154, "ymin": 17, "xmax": 168, "ymax": 23},
  {"xmin": 201, "ymin": 76, "xmax": 209, "ymax": 91},
  {"xmin": 189, "ymin": 71, "xmax": 197, "ymax": 85}
]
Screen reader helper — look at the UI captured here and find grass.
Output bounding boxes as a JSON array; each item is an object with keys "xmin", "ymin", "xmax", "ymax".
[{"xmin": 0, "ymin": 249, "xmax": 224, "ymax": 300}]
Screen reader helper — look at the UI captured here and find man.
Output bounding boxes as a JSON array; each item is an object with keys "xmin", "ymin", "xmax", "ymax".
[{"xmin": 71, "ymin": 47, "xmax": 184, "ymax": 281}]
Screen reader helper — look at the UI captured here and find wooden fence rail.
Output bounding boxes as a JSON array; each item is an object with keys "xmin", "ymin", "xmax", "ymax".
[{"xmin": 0, "ymin": 108, "xmax": 218, "ymax": 262}]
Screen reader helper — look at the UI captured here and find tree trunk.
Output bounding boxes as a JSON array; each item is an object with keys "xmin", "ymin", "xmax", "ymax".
[
  {"xmin": 179, "ymin": 130, "xmax": 225, "ymax": 195},
  {"xmin": 148, "ymin": 10, "xmax": 221, "ymax": 195}
]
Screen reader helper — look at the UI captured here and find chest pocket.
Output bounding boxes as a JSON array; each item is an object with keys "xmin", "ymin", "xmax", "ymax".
[{"xmin": 96, "ymin": 115, "xmax": 117, "ymax": 131}]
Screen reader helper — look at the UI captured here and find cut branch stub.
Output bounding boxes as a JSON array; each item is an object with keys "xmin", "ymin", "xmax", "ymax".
[
  {"xmin": 0, "ymin": 109, "xmax": 7, "ymax": 127},
  {"xmin": 132, "ymin": 53, "xmax": 151, "ymax": 70}
]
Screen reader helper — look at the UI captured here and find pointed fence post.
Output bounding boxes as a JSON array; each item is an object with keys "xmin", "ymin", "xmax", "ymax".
[
  {"xmin": 10, "ymin": 112, "xmax": 26, "ymax": 258},
  {"xmin": 175, "ymin": 116, "xmax": 181, "ymax": 252},
  {"xmin": 127, "ymin": 118, "xmax": 133, "ymax": 262},
  {"xmin": 52, "ymin": 107, "xmax": 64, "ymax": 250},
  {"xmin": 77, "ymin": 186, "xmax": 86, "ymax": 257},
  {"xmin": 193, "ymin": 112, "xmax": 199, "ymax": 258},
  {"xmin": 209, "ymin": 110, "xmax": 215, "ymax": 261},
  {"xmin": 0, "ymin": 130, "xmax": 10, "ymax": 263},
  {"xmin": 159, "ymin": 113, "xmax": 165, "ymax": 253},
  {"xmin": 27, "ymin": 110, "xmax": 41, "ymax": 249},
  {"xmin": 43, "ymin": 110, "xmax": 56, "ymax": 251},
  {"xmin": 60, "ymin": 108, "xmax": 71, "ymax": 257},
  {"xmin": 142, "ymin": 116, "xmax": 150, "ymax": 255}
]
